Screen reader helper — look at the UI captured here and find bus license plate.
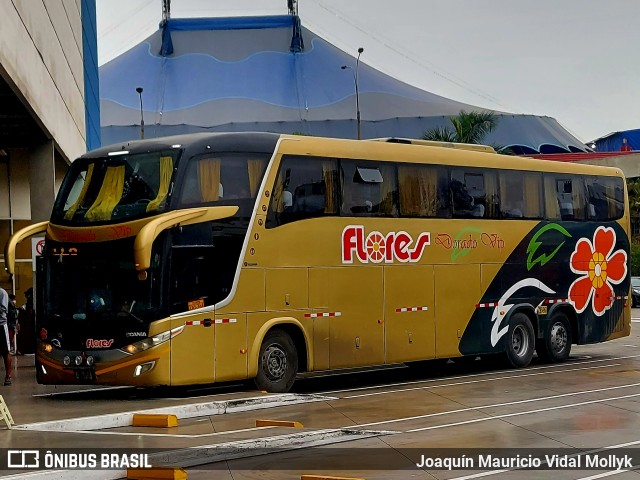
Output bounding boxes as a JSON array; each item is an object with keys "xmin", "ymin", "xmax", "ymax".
[{"xmin": 74, "ymin": 368, "xmax": 96, "ymax": 383}]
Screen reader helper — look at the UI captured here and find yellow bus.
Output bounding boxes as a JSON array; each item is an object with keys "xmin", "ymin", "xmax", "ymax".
[{"xmin": 5, "ymin": 133, "xmax": 631, "ymax": 392}]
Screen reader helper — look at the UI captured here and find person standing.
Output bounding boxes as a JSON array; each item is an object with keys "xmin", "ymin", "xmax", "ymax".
[
  {"xmin": 7, "ymin": 294, "xmax": 18, "ymax": 355},
  {"xmin": 620, "ymin": 138, "xmax": 632, "ymax": 152},
  {"xmin": 0, "ymin": 287, "xmax": 12, "ymax": 385}
]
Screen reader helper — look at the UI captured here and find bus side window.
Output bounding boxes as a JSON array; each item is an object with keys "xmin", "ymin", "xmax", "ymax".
[
  {"xmin": 587, "ymin": 176, "xmax": 625, "ymax": 221},
  {"xmin": 499, "ymin": 170, "xmax": 543, "ymax": 219},
  {"xmin": 340, "ymin": 160, "xmax": 398, "ymax": 217},
  {"xmin": 266, "ymin": 156, "xmax": 338, "ymax": 227},
  {"xmin": 398, "ymin": 164, "xmax": 449, "ymax": 217},
  {"xmin": 552, "ymin": 176, "xmax": 586, "ymax": 221},
  {"xmin": 450, "ymin": 169, "xmax": 498, "ymax": 218}
]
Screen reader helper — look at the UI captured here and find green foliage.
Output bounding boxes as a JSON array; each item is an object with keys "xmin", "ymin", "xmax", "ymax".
[
  {"xmin": 630, "ymin": 237, "xmax": 640, "ymax": 276},
  {"xmin": 422, "ymin": 110, "xmax": 509, "ymax": 154},
  {"xmin": 627, "ymin": 178, "xmax": 640, "ymax": 219}
]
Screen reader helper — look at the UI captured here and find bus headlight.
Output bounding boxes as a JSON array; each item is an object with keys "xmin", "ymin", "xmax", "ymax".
[
  {"xmin": 134, "ymin": 361, "xmax": 156, "ymax": 377},
  {"xmin": 63, "ymin": 356, "xmax": 71, "ymax": 366},
  {"xmin": 74, "ymin": 355, "xmax": 83, "ymax": 366},
  {"xmin": 121, "ymin": 325, "xmax": 184, "ymax": 355},
  {"xmin": 86, "ymin": 356, "xmax": 94, "ymax": 367}
]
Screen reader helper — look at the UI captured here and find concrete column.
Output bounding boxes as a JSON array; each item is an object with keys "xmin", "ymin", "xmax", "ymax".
[{"xmin": 29, "ymin": 140, "xmax": 56, "ymax": 222}]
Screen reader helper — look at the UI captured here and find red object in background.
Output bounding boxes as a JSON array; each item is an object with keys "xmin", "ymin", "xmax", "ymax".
[{"xmin": 620, "ymin": 144, "xmax": 632, "ymax": 152}]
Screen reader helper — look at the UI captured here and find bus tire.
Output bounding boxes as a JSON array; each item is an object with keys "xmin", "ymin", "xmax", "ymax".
[
  {"xmin": 254, "ymin": 329, "xmax": 298, "ymax": 393},
  {"xmin": 504, "ymin": 313, "xmax": 535, "ymax": 368},
  {"xmin": 536, "ymin": 312, "xmax": 572, "ymax": 363}
]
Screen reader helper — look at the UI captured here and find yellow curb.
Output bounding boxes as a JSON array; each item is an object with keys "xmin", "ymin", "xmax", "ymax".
[
  {"xmin": 132, "ymin": 414, "xmax": 179, "ymax": 428},
  {"xmin": 255, "ymin": 419, "xmax": 304, "ymax": 428},
  {"xmin": 127, "ymin": 467, "xmax": 187, "ymax": 479},
  {"xmin": 301, "ymin": 476, "xmax": 365, "ymax": 480}
]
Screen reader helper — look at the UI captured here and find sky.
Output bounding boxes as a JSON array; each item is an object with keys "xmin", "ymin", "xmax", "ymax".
[{"xmin": 96, "ymin": 0, "xmax": 640, "ymax": 143}]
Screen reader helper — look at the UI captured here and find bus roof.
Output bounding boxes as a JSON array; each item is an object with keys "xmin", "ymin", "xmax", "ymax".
[
  {"xmin": 81, "ymin": 132, "xmax": 281, "ymax": 160},
  {"xmin": 81, "ymin": 132, "xmax": 624, "ymax": 179},
  {"xmin": 370, "ymin": 137, "xmax": 497, "ymax": 154}
]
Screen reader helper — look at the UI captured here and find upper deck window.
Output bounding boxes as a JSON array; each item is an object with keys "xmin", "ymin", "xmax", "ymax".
[
  {"xmin": 52, "ymin": 150, "xmax": 180, "ymax": 224},
  {"xmin": 177, "ymin": 154, "xmax": 268, "ymax": 209}
]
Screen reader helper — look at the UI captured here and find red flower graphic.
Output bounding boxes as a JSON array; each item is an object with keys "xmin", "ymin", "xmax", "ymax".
[{"xmin": 568, "ymin": 226, "xmax": 627, "ymax": 316}]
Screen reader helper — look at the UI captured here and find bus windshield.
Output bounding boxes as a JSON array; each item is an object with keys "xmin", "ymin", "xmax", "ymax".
[
  {"xmin": 41, "ymin": 239, "xmax": 165, "ymax": 350},
  {"xmin": 52, "ymin": 149, "xmax": 181, "ymax": 224}
]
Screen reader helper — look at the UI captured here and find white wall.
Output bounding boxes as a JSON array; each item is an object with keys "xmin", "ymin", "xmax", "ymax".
[{"xmin": 0, "ymin": 0, "xmax": 86, "ymax": 162}]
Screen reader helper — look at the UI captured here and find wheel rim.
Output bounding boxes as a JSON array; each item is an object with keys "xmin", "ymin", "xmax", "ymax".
[
  {"xmin": 263, "ymin": 344, "xmax": 287, "ymax": 382},
  {"xmin": 512, "ymin": 324, "xmax": 530, "ymax": 358},
  {"xmin": 549, "ymin": 322, "xmax": 568, "ymax": 354}
]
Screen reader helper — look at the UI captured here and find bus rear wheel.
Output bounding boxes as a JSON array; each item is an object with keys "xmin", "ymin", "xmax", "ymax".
[
  {"xmin": 254, "ymin": 329, "xmax": 298, "ymax": 393},
  {"xmin": 504, "ymin": 313, "xmax": 535, "ymax": 368},
  {"xmin": 536, "ymin": 312, "xmax": 572, "ymax": 363}
]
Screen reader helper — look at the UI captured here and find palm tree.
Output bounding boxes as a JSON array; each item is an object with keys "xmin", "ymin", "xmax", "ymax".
[{"xmin": 423, "ymin": 110, "xmax": 507, "ymax": 152}]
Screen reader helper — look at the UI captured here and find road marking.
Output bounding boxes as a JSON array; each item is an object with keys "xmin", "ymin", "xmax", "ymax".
[
  {"xmin": 576, "ymin": 466, "xmax": 640, "ymax": 480},
  {"xmin": 43, "ymin": 380, "xmax": 640, "ymax": 439},
  {"xmin": 323, "ymin": 354, "xmax": 640, "ymax": 396},
  {"xmin": 350, "ymin": 381, "xmax": 639, "ymax": 430},
  {"xmin": 341, "ymin": 363, "xmax": 622, "ymax": 399},
  {"xmin": 32, "ymin": 386, "xmax": 131, "ymax": 397},
  {"xmin": 404, "ymin": 392, "xmax": 640, "ymax": 434}
]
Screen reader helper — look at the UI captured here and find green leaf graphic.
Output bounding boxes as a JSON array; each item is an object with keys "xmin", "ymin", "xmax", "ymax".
[
  {"xmin": 526, "ymin": 223, "xmax": 572, "ymax": 271},
  {"xmin": 452, "ymin": 227, "xmax": 482, "ymax": 261}
]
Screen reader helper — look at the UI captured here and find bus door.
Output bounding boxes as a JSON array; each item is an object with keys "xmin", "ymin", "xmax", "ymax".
[
  {"xmin": 434, "ymin": 264, "xmax": 481, "ymax": 358},
  {"xmin": 384, "ymin": 265, "xmax": 435, "ymax": 363},
  {"xmin": 309, "ymin": 267, "xmax": 384, "ymax": 369},
  {"xmin": 168, "ymin": 230, "xmax": 216, "ymax": 385}
]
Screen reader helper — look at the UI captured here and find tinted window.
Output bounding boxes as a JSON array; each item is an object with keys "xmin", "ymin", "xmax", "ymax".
[
  {"xmin": 586, "ymin": 176, "xmax": 624, "ymax": 221},
  {"xmin": 398, "ymin": 164, "xmax": 449, "ymax": 217},
  {"xmin": 178, "ymin": 153, "xmax": 268, "ymax": 205},
  {"xmin": 341, "ymin": 160, "xmax": 398, "ymax": 217},
  {"xmin": 53, "ymin": 150, "xmax": 180, "ymax": 224},
  {"xmin": 499, "ymin": 171, "xmax": 543, "ymax": 219},
  {"xmin": 267, "ymin": 155, "xmax": 339, "ymax": 227},
  {"xmin": 545, "ymin": 174, "xmax": 587, "ymax": 221},
  {"xmin": 450, "ymin": 169, "xmax": 499, "ymax": 218}
]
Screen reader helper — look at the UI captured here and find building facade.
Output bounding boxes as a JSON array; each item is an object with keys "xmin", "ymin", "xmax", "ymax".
[{"xmin": 0, "ymin": 0, "xmax": 99, "ymax": 304}]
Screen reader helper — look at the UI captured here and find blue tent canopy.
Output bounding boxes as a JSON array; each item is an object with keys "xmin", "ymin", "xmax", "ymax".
[{"xmin": 100, "ymin": 15, "xmax": 587, "ymax": 153}]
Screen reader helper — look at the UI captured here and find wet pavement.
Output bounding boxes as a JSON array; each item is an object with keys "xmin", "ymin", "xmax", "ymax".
[{"xmin": 0, "ymin": 317, "xmax": 639, "ymax": 479}]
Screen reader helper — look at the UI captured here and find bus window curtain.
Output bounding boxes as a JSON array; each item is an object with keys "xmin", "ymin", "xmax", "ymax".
[
  {"xmin": 85, "ymin": 165, "xmax": 125, "ymax": 221},
  {"xmin": 523, "ymin": 173, "xmax": 542, "ymax": 218},
  {"xmin": 271, "ymin": 168, "xmax": 285, "ymax": 213},
  {"xmin": 572, "ymin": 178, "xmax": 586, "ymax": 220},
  {"xmin": 64, "ymin": 164, "xmax": 94, "ymax": 220},
  {"xmin": 198, "ymin": 158, "xmax": 220, "ymax": 202},
  {"xmin": 498, "ymin": 172, "xmax": 508, "ymax": 215},
  {"xmin": 248, "ymin": 159, "xmax": 266, "ymax": 197},
  {"xmin": 544, "ymin": 176, "xmax": 560, "ymax": 219},
  {"xmin": 484, "ymin": 171, "xmax": 498, "ymax": 218},
  {"xmin": 322, "ymin": 160, "xmax": 338, "ymax": 213},
  {"xmin": 377, "ymin": 164, "xmax": 397, "ymax": 215},
  {"xmin": 398, "ymin": 166, "xmax": 436, "ymax": 216},
  {"xmin": 147, "ymin": 156, "xmax": 173, "ymax": 212}
]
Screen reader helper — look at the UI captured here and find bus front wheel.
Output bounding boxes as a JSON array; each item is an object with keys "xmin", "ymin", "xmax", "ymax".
[
  {"xmin": 254, "ymin": 329, "xmax": 298, "ymax": 393},
  {"xmin": 536, "ymin": 312, "xmax": 572, "ymax": 363},
  {"xmin": 504, "ymin": 313, "xmax": 535, "ymax": 368}
]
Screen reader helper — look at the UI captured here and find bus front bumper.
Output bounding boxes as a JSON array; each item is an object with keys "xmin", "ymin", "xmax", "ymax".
[{"xmin": 36, "ymin": 343, "xmax": 171, "ymax": 386}]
